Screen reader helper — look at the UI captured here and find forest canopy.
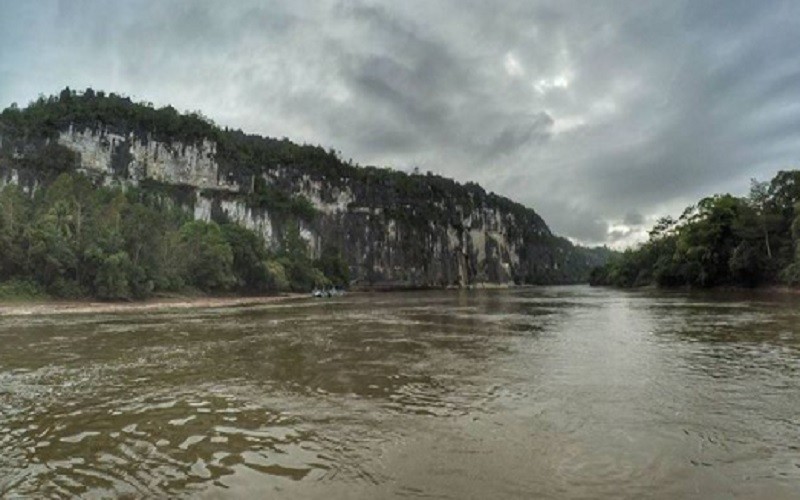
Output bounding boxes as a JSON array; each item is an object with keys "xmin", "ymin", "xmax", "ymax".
[
  {"xmin": 590, "ymin": 171, "xmax": 800, "ymax": 289},
  {"xmin": 0, "ymin": 171, "xmax": 349, "ymax": 300}
]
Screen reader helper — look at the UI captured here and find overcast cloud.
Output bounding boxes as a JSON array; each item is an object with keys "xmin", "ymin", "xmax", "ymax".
[{"xmin": 2, "ymin": 0, "xmax": 799, "ymax": 246}]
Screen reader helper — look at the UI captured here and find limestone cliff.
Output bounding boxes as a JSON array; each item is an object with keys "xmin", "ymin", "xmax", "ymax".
[{"xmin": 0, "ymin": 90, "xmax": 607, "ymax": 287}]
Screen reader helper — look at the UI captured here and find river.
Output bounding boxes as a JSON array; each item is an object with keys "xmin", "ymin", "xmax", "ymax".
[{"xmin": 1, "ymin": 286, "xmax": 799, "ymax": 498}]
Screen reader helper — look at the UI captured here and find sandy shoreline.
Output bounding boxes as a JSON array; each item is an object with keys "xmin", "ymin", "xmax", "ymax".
[{"xmin": 0, "ymin": 293, "xmax": 309, "ymax": 317}]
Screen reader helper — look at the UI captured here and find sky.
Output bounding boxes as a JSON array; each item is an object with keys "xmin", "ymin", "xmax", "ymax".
[{"xmin": 1, "ymin": 0, "xmax": 800, "ymax": 247}]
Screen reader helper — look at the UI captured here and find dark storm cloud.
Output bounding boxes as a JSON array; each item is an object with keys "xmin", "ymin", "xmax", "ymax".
[
  {"xmin": 2, "ymin": 0, "xmax": 800, "ymax": 246},
  {"xmin": 622, "ymin": 213, "xmax": 645, "ymax": 226}
]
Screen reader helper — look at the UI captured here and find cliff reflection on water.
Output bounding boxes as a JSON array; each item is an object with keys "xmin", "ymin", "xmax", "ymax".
[{"xmin": 1, "ymin": 286, "xmax": 799, "ymax": 498}]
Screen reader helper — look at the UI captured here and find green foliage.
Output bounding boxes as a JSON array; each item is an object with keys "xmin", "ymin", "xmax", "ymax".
[
  {"xmin": 0, "ymin": 87, "xmax": 216, "ymax": 143},
  {"xmin": 221, "ymin": 224, "xmax": 270, "ymax": 291},
  {"xmin": 275, "ymin": 224, "xmax": 328, "ymax": 291},
  {"xmin": 248, "ymin": 176, "xmax": 318, "ymax": 221},
  {"xmin": 0, "ymin": 185, "xmax": 31, "ymax": 279},
  {"xmin": 95, "ymin": 252, "xmax": 132, "ymax": 300},
  {"xmin": 0, "ymin": 171, "xmax": 345, "ymax": 300},
  {"xmin": 264, "ymin": 259, "xmax": 291, "ymax": 291},
  {"xmin": 314, "ymin": 245, "xmax": 350, "ymax": 287},
  {"xmin": 0, "ymin": 280, "xmax": 46, "ymax": 301},
  {"xmin": 591, "ymin": 170, "xmax": 800, "ymax": 289},
  {"xmin": 17, "ymin": 143, "xmax": 80, "ymax": 178},
  {"xmin": 178, "ymin": 221, "xmax": 235, "ymax": 292},
  {"xmin": 282, "ymin": 260, "xmax": 329, "ymax": 291}
]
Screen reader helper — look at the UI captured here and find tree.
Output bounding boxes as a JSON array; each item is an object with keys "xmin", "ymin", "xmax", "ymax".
[
  {"xmin": 59, "ymin": 87, "xmax": 73, "ymax": 104},
  {"xmin": 26, "ymin": 218, "xmax": 78, "ymax": 294},
  {"xmin": 120, "ymin": 203, "xmax": 164, "ymax": 296},
  {"xmin": 748, "ymin": 179, "xmax": 781, "ymax": 259},
  {"xmin": 0, "ymin": 185, "xmax": 31, "ymax": 279},
  {"xmin": 221, "ymin": 223, "xmax": 270, "ymax": 291},
  {"xmin": 648, "ymin": 216, "xmax": 677, "ymax": 240},
  {"xmin": 768, "ymin": 171, "xmax": 800, "ymax": 219},
  {"xmin": 314, "ymin": 245, "xmax": 350, "ymax": 287},
  {"xmin": 95, "ymin": 252, "xmax": 132, "ymax": 299},
  {"xmin": 591, "ymin": 179, "xmax": 800, "ymax": 289},
  {"xmin": 179, "ymin": 220, "xmax": 235, "ymax": 291}
]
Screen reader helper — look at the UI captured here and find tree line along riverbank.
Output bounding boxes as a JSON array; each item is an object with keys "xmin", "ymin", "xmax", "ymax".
[
  {"xmin": 0, "ymin": 172, "xmax": 350, "ymax": 302},
  {"xmin": 590, "ymin": 170, "xmax": 800, "ymax": 289}
]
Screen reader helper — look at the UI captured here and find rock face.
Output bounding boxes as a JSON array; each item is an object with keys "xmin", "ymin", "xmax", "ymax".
[
  {"xmin": 58, "ymin": 125, "xmax": 236, "ymax": 191},
  {"xmin": 1, "ymin": 123, "xmax": 599, "ymax": 287}
]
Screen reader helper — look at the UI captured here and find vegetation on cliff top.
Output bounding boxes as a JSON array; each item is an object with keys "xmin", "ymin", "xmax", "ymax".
[{"xmin": 590, "ymin": 171, "xmax": 800, "ymax": 289}]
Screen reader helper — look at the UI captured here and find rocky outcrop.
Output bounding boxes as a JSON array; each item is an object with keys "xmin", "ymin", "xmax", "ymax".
[
  {"xmin": 57, "ymin": 125, "xmax": 237, "ymax": 191},
  {"xmin": 1, "ymin": 122, "xmax": 600, "ymax": 287}
]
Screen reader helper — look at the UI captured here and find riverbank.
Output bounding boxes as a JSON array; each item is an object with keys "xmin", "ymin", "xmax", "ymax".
[
  {"xmin": 592, "ymin": 283, "xmax": 800, "ymax": 296},
  {"xmin": 0, "ymin": 293, "xmax": 309, "ymax": 317},
  {"xmin": 0, "ymin": 284, "xmax": 521, "ymax": 316}
]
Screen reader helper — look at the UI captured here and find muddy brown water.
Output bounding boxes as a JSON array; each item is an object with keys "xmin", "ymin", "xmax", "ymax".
[{"xmin": 1, "ymin": 286, "xmax": 799, "ymax": 498}]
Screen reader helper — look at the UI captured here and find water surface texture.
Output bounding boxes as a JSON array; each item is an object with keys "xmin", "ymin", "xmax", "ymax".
[{"xmin": 1, "ymin": 287, "xmax": 800, "ymax": 498}]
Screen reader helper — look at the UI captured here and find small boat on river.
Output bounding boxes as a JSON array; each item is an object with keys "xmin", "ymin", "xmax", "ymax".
[{"xmin": 312, "ymin": 287, "xmax": 346, "ymax": 298}]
